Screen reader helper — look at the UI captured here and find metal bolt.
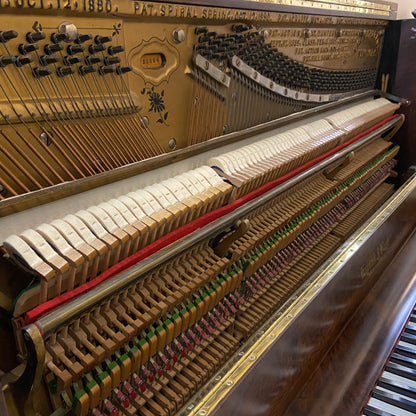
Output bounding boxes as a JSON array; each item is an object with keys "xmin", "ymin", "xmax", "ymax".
[
  {"xmin": 226, "ymin": 380, "xmax": 234, "ymax": 386},
  {"xmin": 187, "ymin": 404, "xmax": 195, "ymax": 411},
  {"xmin": 238, "ymin": 351, "xmax": 245, "ymax": 357},
  {"xmin": 269, "ymin": 81, "xmax": 274, "ymax": 89},
  {"xmin": 204, "ymin": 60, "xmax": 210, "ymax": 70},
  {"xmin": 287, "ymin": 314, "xmax": 293, "ymax": 319},
  {"xmin": 235, "ymin": 59, "xmax": 241, "ymax": 67},
  {"xmin": 58, "ymin": 21, "xmax": 78, "ymax": 42},
  {"xmin": 222, "ymin": 74, "xmax": 227, "ymax": 83},
  {"xmin": 39, "ymin": 131, "xmax": 52, "ymax": 146},
  {"xmin": 199, "ymin": 410, "xmax": 207, "ymax": 416},
  {"xmin": 172, "ymin": 28, "xmax": 186, "ymax": 44},
  {"xmin": 249, "ymin": 355, "xmax": 256, "ymax": 361},
  {"xmin": 270, "ymin": 334, "xmax": 276, "ymax": 339},
  {"xmin": 141, "ymin": 116, "xmax": 149, "ymax": 127},
  {"xmin": 253, "ymin": 72, "xmax": 258, "ymax": 80},
  {"xmin": 214, "ymin": 375, "xmax": 222, "ymax": 381},
  {"xmin": 168, "ymin": 138, "xmax": 177, "ymax": 150}
]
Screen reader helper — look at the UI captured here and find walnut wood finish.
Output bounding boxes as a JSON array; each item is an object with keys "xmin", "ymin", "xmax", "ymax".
[
  {"xmin": 283, "ymin": 231, "xmax": 416, "ymax": 416},
  {"xmin": 210, "ymin": 182, "xmax": 416, "ymax": 416}
]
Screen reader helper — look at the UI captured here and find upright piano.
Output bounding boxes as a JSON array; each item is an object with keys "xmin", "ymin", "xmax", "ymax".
[{"xmin": 0, "ymin": 0, "xmax": 415, "ymax": 415}]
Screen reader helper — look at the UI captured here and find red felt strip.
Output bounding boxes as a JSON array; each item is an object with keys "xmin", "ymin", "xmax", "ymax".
[{"xmin": 24, "ymin": 114, "xmax": 399, "ymax": 326}]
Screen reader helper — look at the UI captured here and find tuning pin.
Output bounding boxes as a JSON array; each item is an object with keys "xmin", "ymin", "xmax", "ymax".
[
  {"xmin": 0, "ymin": 55, "xmax": 16, "ymax": 67},
  {"xmin": 116, "ymin": 65, "xmax": 132, "ymax": 75},
  {"xmin": 63, "ymin": 55, "xmax": 81, "ymax": 66},
  {"xmin": 232, "ymin": 24, "xmax": 250, "ymax": 33},
  {"xmin": 79, "ymin": 65, "xmax": 96, "ymax": 75},
  {"xmin": 32, "ymin": 67, "xmax": 52, "ymax": 78},
  {"xmin": 98, "ymin": 65, "xmax": 116, "ymax": 75},
  {"xmin": 75, "ymin": 33, "xmax": 92, "ymax": 44},
  {"xmin": 39, "ymin": 55, "xmax": 59, "ymax": 66},
  {"xmin": 44, "ymin": 43, "xmax": 63, "ymax": 55},
  {"xmin": 95, "ymin": 35, "xmax": 112, "ymax": 44},
  {"xmin": 67, "ymin": 44, "xmax": 85, "ymax": 55},
  {"xmin": 57, "ymin": 66, "xmax": 75, "ymax": 77},
  {"xmin": 51, "ymin": 32, "xmax": 68, "ymax": 44},
  {"xmin": 195, "ymin": 27, "xmax": 208, "ymax": 35},
  {"xmin": 26, "ymin": 31, "xmax": 46, "ymax": 43},
  {"xmin": 85, "ymin": 55, "xmax": 102, "ymax": 65},
  {"xmin": 107, "ymin": 45, "xmax": 124, "ymax": 56},
  {"xmin": 19, "ymin": 43, "xmax": 39, "ymax": 54},
  {"xmin": 15, "ymin": 55, "xmax": 33, "ymax": 67},
  {"xmin": 0, "ymin": 30, "xmax": 18, "ymax": 43},
  {"xmin": 104, "ymin": 56, "xmax": 120, "ymax": 65},
  {"xmin": 89, "ymin": 43, "xmax": 106, "ymax": 54}
]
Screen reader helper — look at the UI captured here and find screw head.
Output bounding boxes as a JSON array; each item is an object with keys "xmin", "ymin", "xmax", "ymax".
[
  {"xmin": 58, "ymin": 21, "xmax": 78, "ymax": 42},
  {"xmin": 168, "ymin": 138, "xmax": 177, "ymax": 150},
  {"xmin": 172, "ymin": 28, "xmax": 186, "ymax": 43},
  {"xmin": 141, "ymin": 116, "xmax": 149, "ymax": 127},
  {"xmin": 39, "ymin": 131, "xmax": 52, "ymax": 146}
]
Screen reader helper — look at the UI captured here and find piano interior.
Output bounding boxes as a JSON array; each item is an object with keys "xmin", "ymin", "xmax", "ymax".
[{"xmin": 0, "ymin": 1, "xmax": 415, "ymax": 415}]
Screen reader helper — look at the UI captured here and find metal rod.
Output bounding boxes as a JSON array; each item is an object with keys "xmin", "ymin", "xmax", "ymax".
[{"xmin": 30, "ymin": 115, "xmax": 402, "ymax": 337}]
